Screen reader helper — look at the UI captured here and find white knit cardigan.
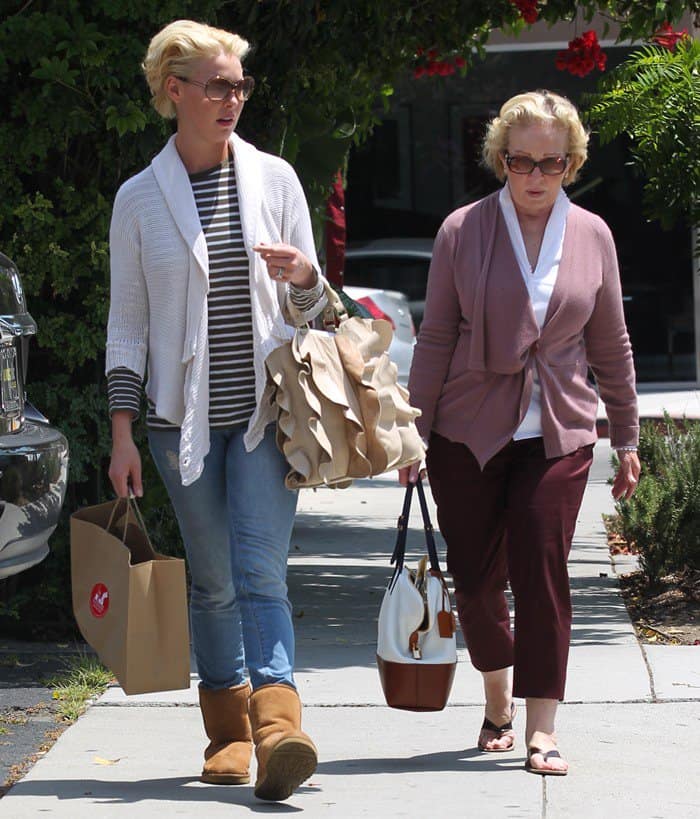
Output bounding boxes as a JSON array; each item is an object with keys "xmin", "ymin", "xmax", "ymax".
[{"xmin": 106, "ymin": 132, "xmax": 327, "ymax": 486}]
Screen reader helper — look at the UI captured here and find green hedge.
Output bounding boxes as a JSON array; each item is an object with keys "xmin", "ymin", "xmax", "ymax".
[{"xmin": 613, "ymin": 415, "xmax": 700, "ymax": 583}]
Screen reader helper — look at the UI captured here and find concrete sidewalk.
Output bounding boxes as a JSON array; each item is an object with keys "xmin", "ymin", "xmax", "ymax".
[{"xmin": 1, "ymin": 439, "xmax": 699, "ymax": 817}]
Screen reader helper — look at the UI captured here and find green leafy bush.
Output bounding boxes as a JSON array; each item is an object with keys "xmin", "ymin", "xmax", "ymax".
[
  {"xmin": 0, "ymin": 0, "xmax": 692, "ymax": 638},
  {"xmin": 586, "ymin": 37, "xmax": 700, "ymax": 231},
  {"xmin": 613, "ymin": 414, "xmax": 700, "ymax": 583}
]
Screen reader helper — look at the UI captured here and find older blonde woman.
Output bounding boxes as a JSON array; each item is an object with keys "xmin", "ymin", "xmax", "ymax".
[
  {"xmin": 106, "ymin": 19, "xmax": 324, "ymax": 801},
  {"xmin": 400, "ymin": 90, "xmax": 640, "ymax": 775}
]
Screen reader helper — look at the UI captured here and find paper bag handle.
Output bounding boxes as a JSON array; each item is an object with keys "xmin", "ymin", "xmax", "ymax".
[{"xmin": 106, "ymin": 493, "xmax": 154, "ymax": 552}]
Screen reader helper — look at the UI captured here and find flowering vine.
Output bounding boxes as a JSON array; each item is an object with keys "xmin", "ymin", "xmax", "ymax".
[
  {"xmin": 511, "ymin": 0, "xmax": 538, "ymax": 25},
  {"xmin": 555, "ymin": 30, "xmax": 607, "ymax": 78},
  {"xmin": 411, "ymin": 12, "xmax": 689, "ymax": 85},
  {"xmin": 413, "ymin": 47, "xmax": 467, "ymax": 78},
  {"xmin": 651, "ymin": 22, "xmax": 689, "ymax": 51}
]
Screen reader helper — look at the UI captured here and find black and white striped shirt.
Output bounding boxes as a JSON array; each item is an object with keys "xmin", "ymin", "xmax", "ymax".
[
  {"xmin": 195, "ymin": 155, "xmax": 257, "ymax": 427},
  {"xmin": 107, "ymin": 154, "xmax": 322, "ymax": 428}
]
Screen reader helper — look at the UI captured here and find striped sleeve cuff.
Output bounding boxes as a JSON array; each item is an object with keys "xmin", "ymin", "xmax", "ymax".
[
  {"xmin": 107, "ymin": 367, "xmax": 142, "ymax": 418},
  {"xmin": 289, "ymin": 270, "xmax": 324, "ymax": 311}
]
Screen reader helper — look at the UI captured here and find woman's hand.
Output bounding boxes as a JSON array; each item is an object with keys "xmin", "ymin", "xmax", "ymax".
[
  {"xmin": 253, "ymin": 242, "xmax": 316, "ymax": 289},
  {"xmin": 611, "ymin": 450, "xmax": 641, "ymax": 500},
  {"xmin": 109, "ymin": 411, "xmax": 143, "ymax": 498},
  {"xmin": 398, "ymin": 462, "xmax": 426, "ymax": 487}
]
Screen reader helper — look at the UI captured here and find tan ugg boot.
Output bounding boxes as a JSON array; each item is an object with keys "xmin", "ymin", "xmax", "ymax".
[
  {"xmin": 199, "ymin": 682, "xmax": 253, "ymax": 784},
  {"xmin": 248, "ymin": 683, "xmax": 318, "ymax": 801}
]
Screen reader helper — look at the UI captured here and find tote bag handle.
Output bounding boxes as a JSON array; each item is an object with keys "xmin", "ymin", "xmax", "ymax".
[
  {"xmin": 286, "ymin": 280, "xmax": 349, "ymax": 330},
  {"xmin": 389, "ymin": 477, "xmax": 441, "ymax": 588}
]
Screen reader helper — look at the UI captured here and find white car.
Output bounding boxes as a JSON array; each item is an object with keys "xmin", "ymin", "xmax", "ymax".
[
  {"xmin": 343, "ymin": 285, "xmax": 415, "ymax": 385},
  {"xmin": 344, "ymin": 238, "xmax": 434, "ymax": 329}
]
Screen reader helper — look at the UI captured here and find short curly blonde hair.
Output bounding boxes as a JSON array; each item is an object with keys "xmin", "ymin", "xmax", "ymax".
[
  {"xmin": 482, "ymin": 90, "xmax": 589, "ymax": 186},
  {"xmin": 143, "ymin": 19, "xmax": 250, "ymax": 119}
]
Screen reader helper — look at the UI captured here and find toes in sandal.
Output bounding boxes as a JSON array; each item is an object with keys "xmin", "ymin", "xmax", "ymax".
[
  {"xmin": 477, "ymin": 703, "xmax": 516, "ymax": 753},
  {"xmin": 525, "ymin": 746, "xmax": 568, "ymax": 776}
]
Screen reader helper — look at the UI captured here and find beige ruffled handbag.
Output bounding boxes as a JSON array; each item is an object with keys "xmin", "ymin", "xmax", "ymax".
[{"xmin": 265, "ymin": 283, "xmax": 426, "ymax": 489}]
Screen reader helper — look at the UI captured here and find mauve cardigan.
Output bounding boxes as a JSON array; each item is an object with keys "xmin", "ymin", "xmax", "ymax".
[{"xmin": 408, "ymin": 190, "xmax": 639, "ymax": 467}]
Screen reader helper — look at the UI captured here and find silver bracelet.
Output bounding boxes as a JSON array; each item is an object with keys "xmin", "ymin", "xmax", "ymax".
[{"xmin": 615, "ymin": 446, "xmax": 638, "ymax": 453}]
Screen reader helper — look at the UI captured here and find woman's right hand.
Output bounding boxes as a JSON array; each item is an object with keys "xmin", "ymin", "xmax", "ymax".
[
  {"xmin": 108, "ymin": 411, "xmax": 143, "ymax": 498},
  {"xmin": 398, "ymin": 462, "xmax": 425, "ymax": 486}
]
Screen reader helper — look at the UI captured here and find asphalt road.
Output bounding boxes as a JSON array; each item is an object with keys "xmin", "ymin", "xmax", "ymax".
[{"xmin": 0, "ymin": 642, "xmax": 87, "ymax": 795}]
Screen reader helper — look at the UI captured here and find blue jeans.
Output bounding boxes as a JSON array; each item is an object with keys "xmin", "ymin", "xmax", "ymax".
[{"xmin": 148, "ymin": 423, "xmax": 297, "ymax": 691}]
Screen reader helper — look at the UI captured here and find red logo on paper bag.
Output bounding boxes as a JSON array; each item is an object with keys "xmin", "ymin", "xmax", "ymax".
[{"xmin": 90, "ymin": 583, "xmax": 109, "ymax": 618}]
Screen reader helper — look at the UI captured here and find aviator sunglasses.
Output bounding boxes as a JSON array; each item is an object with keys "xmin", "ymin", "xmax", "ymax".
[
  {"xmin": 176, "ymin": 74, "xmax": 256, "ymax": 102},
  {"xmin": 504, "ymin": 153, "xmax": 569, "ymax": 176}
]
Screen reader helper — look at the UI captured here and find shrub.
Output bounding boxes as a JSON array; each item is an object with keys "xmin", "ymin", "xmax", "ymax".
[
  {"xmin": 586, "ymin": 37, "xmax": 700, "ymax": 231},
  {"xmin": 613, "ymin": 414, "xmax": 700, "ymax": 583}
]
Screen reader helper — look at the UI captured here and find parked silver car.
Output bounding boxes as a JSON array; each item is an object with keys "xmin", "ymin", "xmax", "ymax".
[
  {"xmin": 0, "ymin": 253, "xmax": 69, "ymax": 580},
  {"xmin": 344, "ymin": 238, "xmax": 434, "ymax": 329}
]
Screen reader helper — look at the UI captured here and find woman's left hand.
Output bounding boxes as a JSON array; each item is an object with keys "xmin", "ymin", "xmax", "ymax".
[
  {"xmin": 611, "ymin": 450, "xmax": 641, "ymax": 500},
  {"xmin": 253, "ymin": 242, "xmax": 316, "ymax": 289},
  {"xmin": 398, "ymin": 462, "xmax": 426, "ymax": 487}
]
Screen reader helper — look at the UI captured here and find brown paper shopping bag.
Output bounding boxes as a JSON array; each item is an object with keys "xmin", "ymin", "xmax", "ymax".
[{"xmin": 70, "ymin": 496, "xmax": 191, "ymax": 695}]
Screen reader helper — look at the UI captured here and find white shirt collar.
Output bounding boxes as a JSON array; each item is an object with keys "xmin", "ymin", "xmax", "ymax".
[{"xmin": 499, "ymin": 184, "xmax": 570, "ymax": 279}]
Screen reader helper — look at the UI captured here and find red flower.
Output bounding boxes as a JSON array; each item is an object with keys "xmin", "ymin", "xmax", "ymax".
[
  {"xmin": 511, "ymin": 0, "xmax": 538, "ymax": 25},
  {"xmin": 652, "ymin": 22, "xmax": 688, "ymax": 51},
  {"xmin": 414, "ymin": 48, "xmax": 464, "ymax": 80},
  {"xmin": 556, "ymin": 30, "xmax": 607, "ymax": 78}
]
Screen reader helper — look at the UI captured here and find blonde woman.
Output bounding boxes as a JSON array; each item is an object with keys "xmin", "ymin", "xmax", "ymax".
[
  {"xmin": 106, "ymin": 19, "xmax": 324, "ymax": 801},
  {"xmin": 400, "ymin": 90, "xmax": 640, "ymax": 775}
]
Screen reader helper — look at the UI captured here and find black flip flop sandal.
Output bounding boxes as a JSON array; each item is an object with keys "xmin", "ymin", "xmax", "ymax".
[
  {"xmin": 525, "ymin": 746, "xmax": 569, "ymax": 776},
  {"xmin": 477, "ymin": 703, "xmax": 516, "ymax": 752}
]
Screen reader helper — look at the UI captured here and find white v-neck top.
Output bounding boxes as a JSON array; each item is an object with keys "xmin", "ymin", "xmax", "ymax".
[{"xmin": 499, "ymin": 185, "xmax": 570, "ymax": 440}]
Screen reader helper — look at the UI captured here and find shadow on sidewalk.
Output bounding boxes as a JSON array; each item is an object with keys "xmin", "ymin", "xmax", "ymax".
[
  {"xmin": 288, "ymin": 521, "xmax": 632, "ymax": 675},
  {"xmin": 4, "ymin": 777, "xmax": 310, "ymax": 811},
  {"xmin": 6, "ymin": 751, "xmax": 524, "ymax": 808},
  {"xmin": 291, "ymin": 514, "xmax": 441, "ymax": 560},
  {"xmin": 317, "ymin": 747, "xmax": 524, "ymax": 775}
]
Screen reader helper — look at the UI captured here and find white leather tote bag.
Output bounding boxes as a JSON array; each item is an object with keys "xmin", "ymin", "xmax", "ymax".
[{"xmin": 377, "ymin": 478, "xmax": 457, "ymax": 711}]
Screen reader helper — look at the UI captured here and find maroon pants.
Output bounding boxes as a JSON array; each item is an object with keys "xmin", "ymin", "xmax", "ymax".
[{"xmin": 426, "ymin": 433, "xmax": 593, "ymax": 700}]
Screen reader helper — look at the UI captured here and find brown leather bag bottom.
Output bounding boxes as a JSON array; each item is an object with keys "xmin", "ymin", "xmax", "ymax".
[{"xmin": 377, "ymin": 656, "xmax": 456, "ymax": 712}]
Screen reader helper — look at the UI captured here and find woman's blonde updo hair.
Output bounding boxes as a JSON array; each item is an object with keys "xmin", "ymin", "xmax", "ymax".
[
  {"xmin": 143, "ymin": 19, "xmax": 250, "ymax": 119},
  {"xmin": 482, "ymin": 90, "xmax": 589, "ymax": 186}
]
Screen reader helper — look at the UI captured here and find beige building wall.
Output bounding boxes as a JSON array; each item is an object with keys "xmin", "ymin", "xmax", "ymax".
[{"xmin": 487, "ymin": 10, "xmax": 695, "ymax": 50}]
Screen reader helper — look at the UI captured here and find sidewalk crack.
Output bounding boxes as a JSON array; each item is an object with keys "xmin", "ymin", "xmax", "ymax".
[
  {"xmin": 541, "ymin": 777, "xmax": 547, "ymax": 819},
  {"xmin": 638, "ymin": 641, "xmax": 659, "ymax": 703}
]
